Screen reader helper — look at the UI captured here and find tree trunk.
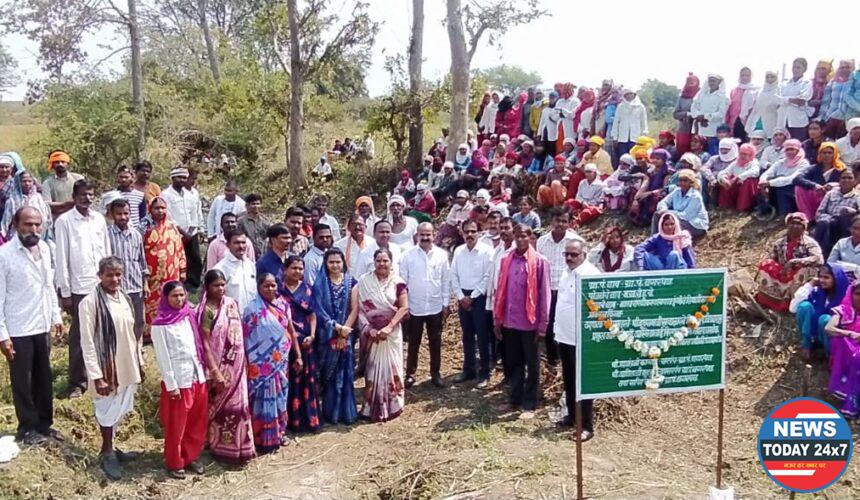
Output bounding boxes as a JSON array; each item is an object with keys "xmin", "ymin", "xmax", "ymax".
[
  {"xmin": 445, "ymin": 0, "xmax": 469, "ymax": 150},
  {"xmin": 287, "ymin": 0, "xmax": 306, "ymax": 188},
  {"xmin": 127, "ymin": 0, "xmax": 145, "ymax": 157},
  {"xmin": 198, "ymin": 0, "xmax": 221, "ymax": 84},
  {"xmin": 406, "ymin": 0, "xmax": 424, "ymax": 172}
]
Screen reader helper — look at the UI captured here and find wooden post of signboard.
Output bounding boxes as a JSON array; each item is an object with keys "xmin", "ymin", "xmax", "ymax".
[
  {"xmin": 716, "ymin": 388, "xmax": 725, "ymax": 489},
  {"xmin": 575, "ymin": 401, "xmax": 584, "ymax": 500}
]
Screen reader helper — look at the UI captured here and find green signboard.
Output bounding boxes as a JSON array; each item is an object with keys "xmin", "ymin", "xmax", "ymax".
[{"xmin": 575, "ymin": 268, "xmax": 727, "ymax": 400}]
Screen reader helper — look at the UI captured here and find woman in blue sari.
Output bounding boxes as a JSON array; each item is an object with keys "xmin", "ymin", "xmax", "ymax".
[
  {"xmin": 313, "ymin": 248, "xmax": 359, "ymax": 425},
  {"xmin": 281, "ymin": 256, "xmax": 321, "ymax": 432},
  {"xmin": 791, "ymin": 263, "xmax": 850, "ymax": 360},
  {"xmin": 242, "ymin": 273, "xmax": 300, "ymax": 453}
]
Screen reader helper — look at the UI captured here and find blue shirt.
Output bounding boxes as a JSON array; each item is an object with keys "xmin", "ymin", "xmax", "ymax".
[
  {"xmin": 256, "ymin": 249, "xmax": 287, "ymax": 291},
  {"xmin": 656, "ymin": 187, "xmax": 709, "ymax": 231},
  {"xmin": 634, "ymin": 234, "xmax": 696, "ymax": 270}
]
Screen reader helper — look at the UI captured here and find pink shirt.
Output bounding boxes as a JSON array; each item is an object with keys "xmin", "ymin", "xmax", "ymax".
[
  {"xmin": 498, "ymin": 252, "xmax": 552, "ymax": 333},
  {"xmin": 206, "ymin": 234, "xmax": 255, "ymax": 270}
]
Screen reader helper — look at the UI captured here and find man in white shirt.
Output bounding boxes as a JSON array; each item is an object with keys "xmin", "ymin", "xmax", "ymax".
[
  {"xmin": 205, "ymin": 212, "xmax": 255, "ymax": 270},
  {"xmin": 536, "ymin": 208, "xmax": 585, "ymax": 372},
  {"xmin": 486, "ymin": 216, "xmax": 516, "ymax": 375},
  {"xmin": 0, "ymin": 207, "xmax": 64, "ymax": 445},
  {"xmin": 334, "ymin": 215, "xmax": 375, "ymax": 273},
  {"xmin": 207, "ymin": 180, "xmax": 247, "ymax": 239},
  {"xmin": 777, "ymin": 58, "xmax": 813, "ymax": 142},
  {"xmin": 311, "ymin": 156, "xmax": 334, "ymax": 181},
  {"xmin": 313, "ymin": 195, "xmax": 341, "ymax": 238},
  {"xmin": 836, "ymin": 118, "xmax": 860, "ymax": 166},
  {"xmin": 161, "ymin": 167, "xmax": 204, "ymax": 292},
  {"xmin": 401, "ymin": 222, "xmax": 451, "ymax": 389},
  {"xmin": 450, "ymin": 219, "xmax": 494, "ymax": 388},
  {"xmin": 386, "ymin": 195, "xmax": 418, "ymax": 249},
  {"xmin": 213, "ymin": 229, "xmax": 257, "ymax": 312},
  {"xmin": 55, "ymin": 179, "xmax": 111, "ymax": 398},
  {"xmin": 554, "ymin": 239, "xmax": 599, "ymax": 442},
  {"xmin": 303, "ymin": 223, "xmax": 334, "ymax": 285},
  {"xmin": 479, "ymin": 211, "xmax": 502, "ymax": 249},
  {"xmin": 359, "ymin": 220, "xmax": 402, "ymax": 275}
]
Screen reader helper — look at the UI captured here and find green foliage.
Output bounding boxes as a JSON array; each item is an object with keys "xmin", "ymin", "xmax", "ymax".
[
  {"xmin": 638, "ymin": 78, "xmax": 680, "ymax": 122},
  {"xmin": 478, "ymin": 64, "xmax": 542, "ymax": 95},
  {"xmin": 0, "ymin": 42, "xmax": 17, "ymax": 96}
]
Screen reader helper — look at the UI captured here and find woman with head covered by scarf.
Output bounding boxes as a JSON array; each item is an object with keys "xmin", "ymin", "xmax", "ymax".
[
  {"xmin": 591, "ymin": 79, "xmax": 622, "ymax": 138},
  {"xmin": 452, "ymin": 143, "xmax": 471, "ymax": 173},
  {"xmin": 573, "ymin": 88, "xmax": 596, "ymax": 138},
  {"xmin": 726, "ymin": 67, "xmax": 758, "ymax": 143},
  {"xmin": 758, "ymin": 138, "xmax": 809, "ymax": 217},
  {"xmin": 746, "ymin": 71, "xmax": 781, "ymax": 140},
  {"xmin": 793, "ymin": 141, "xmax": 845, "ymax": 221},
  {"xmin": 761, "ymin": 127, "xmax": 790, "ymax": 171},
  {"xmin": 790, "ymin": 263, "xmax": 849, "ymax": 359},
  {"xmin": 702, "ymin": 138, "xmax": 739, "ymax": 207},
  {"xmin": 610, "ymin": 90, "xmax": 648, "ymax": 158},
  {"xmin": 654, "ymin": 169, "xmax": 708, "ymax": 239},
  {"xmin": 537, "ymin": 90, "xmax": 563, "ymax": 156},
  {"xmin": 824, "ymin": 280, "xmax": 860, "ymax": 417},
  {"xmin": 674, "ymin": 73, "xmax": 700, "ymax": 155},
  {"xmin": 690, "ymin": 74, "xmax": 729, "ymax": 155},
  {"xmin": 479, "ymin": 91, "xmax": 500, "ymax": 140},
  {"xmin": 634, "ymin": 212, "xmax": 696, "ymax": 270},
  {"xmin": 629, "ymin": 149, "xmax": 670, "ymax": 227},
  {"xmin": 809, "ymin": 60, "xmax": 834, "ymax": 121},
  {"xmin": 756, "ymin": 213, "xmax": 823, "ymax": 312},
  {"xmin": 717, "ymin": 143, "xmax": 761, "ymax": 212},
  {"xmin": 818, "ymin": 60, "xmax": 856, "ymax": 139}
]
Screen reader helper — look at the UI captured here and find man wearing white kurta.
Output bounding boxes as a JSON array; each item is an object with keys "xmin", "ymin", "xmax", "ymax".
[{"xmin": 214, "ymin": 230, "xmax": 257, "ymax": 312}]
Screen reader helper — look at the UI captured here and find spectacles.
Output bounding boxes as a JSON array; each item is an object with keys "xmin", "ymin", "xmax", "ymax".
[{"xmin": 564, "ymin": 252, "xmax": 582, "ymax": 257}]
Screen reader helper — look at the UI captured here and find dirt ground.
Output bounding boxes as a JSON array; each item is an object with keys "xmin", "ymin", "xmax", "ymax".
[{"xmin": 1, "ymin": 210, "xmax": 859, "ymax": 499}]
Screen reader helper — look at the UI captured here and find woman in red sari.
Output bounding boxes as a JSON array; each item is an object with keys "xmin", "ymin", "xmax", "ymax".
[
  {"xmin": 756, "ymin": 212, "xmax": 824, "ymax": 312},
  {"xmin": 141, "ymin": 197, "xmax": 187, "ymax": 339}
]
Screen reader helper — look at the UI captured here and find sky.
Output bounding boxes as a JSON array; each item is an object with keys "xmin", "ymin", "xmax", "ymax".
[{"xmin": 2, "ymin": 0, "xmax": 860, "ymax": 101}]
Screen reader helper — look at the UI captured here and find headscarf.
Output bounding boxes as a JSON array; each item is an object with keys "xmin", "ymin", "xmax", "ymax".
[
  {"xmin": 659, "ymin": 130, "xmax": 676, "ymax": 144},
  {"xmin": 681, "ymin": 73, "xmax": 700, "ymax": 99},
  {"xmin": 480, "ymin": 139, "xmax": 493, "ymax": 157},
  {"xmin": 152, "ymin": 281, "xmax": 206, "ymax": 368},
  {"xmin": 761, "ymin": 71, "xmax": 779, "ymax": 92},
  {"xmin": 629, "ymin": 136, "xmax": 656, "ymax": 158},
  {"xmin": 573, "ymin": 88, "xmax": 595, "ymax": 132},
  {"xmin": 737, "ymin": 143, "xmax": 756, "ymax": 167},
  {"xmin": 619, "ymin": 154, "xmax": 635, "ymax": 167},
  {"xmin": 677, "ymin": 168, "xmax": 700, "ymax": 191},
  {"xmin": 702, "ymin": 74, "xmax": 726, "ymax": 97},
  {"xmin": 679, "ymin": 152, "xmax": 702, "ymax": 172},
  {"xmin": 772, "ymin": 128, "xmax": 790, "ymax": 147},
  {"xmin": 834, "ymin": 60, "xmax": 856, "ymax": 83},
  {"xmin": 588, "ymin": 136, "xmax": 605, "ymax": 147},
  {"xmin": 498, "ymin": 95, "xmax": 513, "ymax": 114},
  {"xmin": 561, "ymin": 82, "xmax": 575, "ymax": 99},
  {"xmin": 650, "ymin": 148, "xmax": 672, "ymax": 166},
  {"xmin": 785, "ymin": 211, "xmax": 809, "ymax": 228},
  {"xmin": 355, "ymin": 195, "xmax": 376, "ymax": 220},
  {"xmin": 657, "ymin": 212, "xmax": 692, "ymax": 254},
  {"xmin": 808, "ymin": 264, "xmax": 850, "ymax": 317},
  {"xmin": 47, "ymin": 150, "xmax": 70, "ymax": 170},
  {"xmin": 718, "ymin": 138, "xmax": 739, "ymax": 163},
  {"xmin": 475, "ymin": 189, "xmax": 491, "ymax": 203},
  {"xmin": 835, "ymin": 280, "xmax": 860, "ymax": 329},
  {"xmin": 814, "ymin": 60, "xmax": 834, "ymax": 84},
  {"xmin": 455, "ymin": 143, "xmax": 470, "ymax": 165},
  {"xmin": 783, "ymin": 139, "xmax": 805, "ymax": 168},
  {"xmin": 817, "ymin": 142, "xmax": 846, "ymax": 171},
  {"xmin": 600, "ymin": 226, "xmax": 627, "ymax": 272},
  {"xmin": 470, "ymin": 149, "xmax": 489, "ymax": 172}
]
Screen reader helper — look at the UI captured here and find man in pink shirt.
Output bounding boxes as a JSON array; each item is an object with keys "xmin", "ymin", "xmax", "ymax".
[
  {"xmin": 492, "ymin": 224, "xmax": 551, "ymax": 418},
  {"xmin": 206, "ymin": 212, "xmax": 255, "ymax": 270}
]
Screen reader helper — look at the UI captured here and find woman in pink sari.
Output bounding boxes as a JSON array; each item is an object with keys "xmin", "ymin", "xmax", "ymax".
[
  {"xmin": 825, "ymin": 280, "xmax": 860, "ymax": 418},
  {"xmin": 345, "ymin": 247, "xmax": 409, "ymax": 422},
  {"xmin": 197, "ymin": 269, "xmax": 256, "ymax": 462}
]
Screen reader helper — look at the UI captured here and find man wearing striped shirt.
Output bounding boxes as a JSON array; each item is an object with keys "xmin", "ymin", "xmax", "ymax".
[
  {"xmin": 106, "ymin": 199, "xmax": 148, "ymax": 342},
  {"xmin": 100, "ymin": 165, "xmax": 146, "ymax": 230}
]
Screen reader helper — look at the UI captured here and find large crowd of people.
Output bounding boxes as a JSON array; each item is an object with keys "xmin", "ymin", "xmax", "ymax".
[{"xmin": 2, "ymin": 57, "xmax": 860, "ymax": 481}]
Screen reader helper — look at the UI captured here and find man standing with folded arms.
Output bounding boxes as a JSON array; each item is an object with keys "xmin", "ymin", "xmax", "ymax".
[
  {"xmin": 0, "ymin": 207, "xmax": 64, "ymax": 444},
  {"xmin": 450, "ymin": 219, "xmax": 494, "ymax": 388}
]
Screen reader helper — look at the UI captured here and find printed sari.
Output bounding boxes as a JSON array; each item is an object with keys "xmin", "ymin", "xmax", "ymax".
[
  {"xmin": 242, "ymin": 295, "xmax": 292, "ymax": 453},
  {"xmin": 356, "ymin": 272, "xmax": 406, "ymax": 422},
  {"xmin": 141, "ymin": 208, "xmax": 187, "ymax": 334},
  {"xmin": 282, "ymin": 282, "xmax": 321, "ymax": 432},
  {"xmin": 756, "ymin": 235, "xmax": 822, "ymax": 312},
  {"xmin": 198, "ymin": 295, "xmax": 256, "ymax": 462},
  {"xmin": 313, "ymin": 270, "xmax": 358, "ymax": 425}
]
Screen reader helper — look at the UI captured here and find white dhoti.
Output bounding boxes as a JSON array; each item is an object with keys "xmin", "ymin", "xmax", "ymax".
[{"xmin": 93, "ymin": 384, "xmax": 138, "ymax": 428}]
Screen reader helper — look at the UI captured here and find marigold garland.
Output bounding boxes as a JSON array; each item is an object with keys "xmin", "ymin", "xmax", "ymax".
[{"xmin": 588, "ymin": 287, "xmax": 720, "ymax": 390}]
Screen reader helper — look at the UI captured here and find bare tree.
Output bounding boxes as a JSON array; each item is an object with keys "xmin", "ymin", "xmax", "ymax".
[
  {"xmin": 198, "ymin": 0, "xmax": 221, "ymax": 83},
  {"xmin": 406, "ymin": 0, "xmax": 424, "ymax": 172},
  {"xmin": 445, "ymin": 0, "xmax": 546, "ymax": 148},
  {"xmin": 128, "ymin": 0, "xmax": 145, "ymax": 155}
]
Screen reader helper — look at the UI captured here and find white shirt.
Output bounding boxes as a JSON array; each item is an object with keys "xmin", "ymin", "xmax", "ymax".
[
  {"xmin": 828, "ymin": 236, "xmax": 860, "ymax": 275},
  {"xmin": 0, "ymin": 238, "xmax": 61, "ymax": 341},
  {"xmin": 836, "ymin": 135, "xmax": 860, "ymax": 166},
  {"xmin": 151, "ymin": 318, "xmax": 206, "ymax": 392},
  {"xmin": 485, "ymin": 242, "xmax": 513, "ymax": 311},
  {"xmin": 554, "ymin": 260, "xmax": 601, "ymax": 346},
  {"xmin": 400, "ymin": 244, "xmax": 451, "ymax": 316},
  {"xmin": 450, "ymin": 241, "xmax": 494, "ymax": 300},
  {"xmin": 334, "ymin": 235, "xmax": 376, "ymax": 273},
  {"xmin": 161, "ymin": 185, "xmax": 203, "ymax": 233},
  {"xmin": 776, "ymin": 78, "xmax": 813, "ymax": 129},
  {"xmin": 689, "ymin": 89, "xmax": 729, "ymax": 137},
  {"xmin": 319, "ymin": 213, "xmax": 341, "ymax": 239},
  {"xmin": 206, "ymin": 194, "xmax": 247, "ymax": 237},
  {"xmin": 538, "ymin": 106, "xmax": 562, "ymax": 141},
  {"xmin": 213, "ymin": 253, "xmax": 257, "ymax": 312},
  {"xmin": 536, "ymin": 230, "xmax": 585, "ymax": 290},
  {"xmin": 587, "ymin": 243, "xmax": 636, "ymax": 272},
  {"xmin": 54, "ymin": 207, "xmax": 111, "ymax": 298},
  {"xmin": 611, "ymin": 97, "xmax": 649, "ymax": 142},
  {"xmin": 358, "ymin": 241, "xmax": 402, "ymax": 276},
  {"xmin": 312, "ymin": 161, "xmax": 333, "ymax": 176},
  {"xmin": 388, "ymin": 216, "xmax": 418, "ymax": 249}
]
